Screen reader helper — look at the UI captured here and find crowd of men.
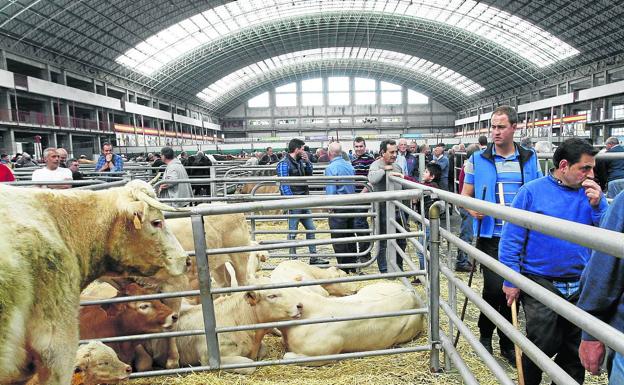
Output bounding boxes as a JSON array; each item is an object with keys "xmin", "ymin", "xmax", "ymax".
[{"xmin": 273, "ymin": 105, "xmax": 623, "ymax": 385}]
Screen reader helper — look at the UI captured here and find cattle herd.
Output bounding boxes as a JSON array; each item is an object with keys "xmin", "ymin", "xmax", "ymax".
[{"xmin": 0, "ymin": 181, "xmax": 426, "ymax": 385}]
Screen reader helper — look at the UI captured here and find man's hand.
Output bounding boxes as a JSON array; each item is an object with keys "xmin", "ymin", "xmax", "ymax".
[
  {"xmin": 582, "ymin": 178, "xmax": 602, "ymax": 207},
  {"xmin": 503, "ymin": 285, "xmax": 520, "ymax": 306},
  {"xmin": 467, "ymin": 208, "xmax": 485, "ymax": 220},
  {"xmin": 389, "ymin": 172, "xmax": 403, "ymax": 178},
  {"xmin": 579, "ymin": 340, "xmax": 605, "ymax": 375}
]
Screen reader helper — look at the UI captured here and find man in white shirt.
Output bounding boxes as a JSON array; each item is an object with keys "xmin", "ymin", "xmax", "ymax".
[{"xmin": 31, "ymin": 147, "xmax": 73, "ymax": 189}]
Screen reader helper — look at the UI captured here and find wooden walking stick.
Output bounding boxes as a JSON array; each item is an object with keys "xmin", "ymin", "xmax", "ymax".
[
  {"xmin": 511, "ymin": 299, "xmax": 525, "ymax": 385},
  {"xmin": 454, "ymin": 186, "xmax": 487, "ymax": 347}
]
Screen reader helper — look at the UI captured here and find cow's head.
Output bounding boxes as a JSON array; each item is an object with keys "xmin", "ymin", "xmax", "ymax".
[
  {"xmin": 105, "ymin": 282, "xmax": 178, "ymax": 335},
  {"xmin": 75, "ymin": 341, "xmax": 131, "ymax": 384},
  {"xmin": 323, "ymin": 267, "xmax": 358, "ymax": 296},
  {"xmin": 244, "ymin": 287, "xmax": 303, "ymax": 322},
  {"xmin": 110, "ymin": 180, "xmax": 188, "ymax": 277}
]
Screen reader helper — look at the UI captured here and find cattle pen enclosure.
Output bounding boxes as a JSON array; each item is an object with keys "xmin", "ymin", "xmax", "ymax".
[
  {"xmin": 126, "ymin": 218, "xmax": 610, "ymax": 385},
  {"xmin": 59, "ymin": 165, "xmax": 620, "ymax": 385}
]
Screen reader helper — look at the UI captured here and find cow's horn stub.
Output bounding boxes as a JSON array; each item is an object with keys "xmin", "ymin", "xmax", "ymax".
[{"xmin": 132, "ymin": 190, "xmax": 190, "ymax": 212}]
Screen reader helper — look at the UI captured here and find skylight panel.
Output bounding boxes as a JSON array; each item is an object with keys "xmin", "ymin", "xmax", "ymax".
[{"xmin": 117, "ymin": 0, "xmax": 579, "ymax": 76}]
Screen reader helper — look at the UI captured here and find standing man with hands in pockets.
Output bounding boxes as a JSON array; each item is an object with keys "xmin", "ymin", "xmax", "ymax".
[{"xmin": 499, "ymin": 138, "xmax": 608, "ymax": 385}]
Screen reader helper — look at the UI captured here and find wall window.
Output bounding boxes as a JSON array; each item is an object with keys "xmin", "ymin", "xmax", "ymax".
[
  {"xmin": 357, "ymin": 117, "xmax": 378, "ymax": 124},
  {"xmin": 355, "ymin": 77, "xmax": 376, "ymax": 105},
  {"xmin": 248, "ymin": 119, "xmax": 270, "ymax": 126},
  {"xmin": 301, "ymin": 78, "xmax": 323, "ymax": 106},
  {"xmin": 303, "ymin": 118, "xmax": 325, "ymax": 125},
  {"xmin": 328, "ymin": 92, "xmax": 349, "ymax": 105},
  {"xmin": 381, "ymin": 81, "xmax": 402, "ymax": 105},
  {"xmin": 408, "ymin": 89, "xmax": 429, "ymax": 104},
  {"xmin": 382, "ymin": 117, "xmax": 402, "ymax": 123},
  {"xmin": 275, "ymin": 82, "xmax": 297, "ymax": 107},
  {"xmin": 329, "ymin": 117, "xmax": 351, "ymax": 124},
  {"xmin": 276, "ymin": 118, "xmax": 297, "ymax": 125},
  {"xmin": 248, "ymin": 92, "xmax": 270, "ymax": 108},
  {"xmin": 328, "ymin": 76, "xmax": 350, "ymax": 106}
]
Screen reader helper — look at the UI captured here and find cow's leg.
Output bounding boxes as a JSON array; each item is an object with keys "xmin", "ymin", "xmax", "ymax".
[
  {"xmin": 30, "ymin": 321, "xmax": 76, "ymax": 385},
  {"xmin": 257, "ymin": 343, "xmax": 268, "ymax": 360},
  {"xmin": 134, "ymin": 344, "xmax": 154, "ymax": 372},
  {"xmin": 160, "ymin": 277, "xmax": 186, "ymax": 370},
  {"xmin": 283, "ymin": 352, "xmax": 332, "ymax": 366}
]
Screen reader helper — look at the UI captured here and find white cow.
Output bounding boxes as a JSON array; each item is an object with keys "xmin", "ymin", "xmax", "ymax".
[
  {"xmin": 0, "ymin": 180, "xmax": 188, "ymax": 385},
  {"xmin": 138, "ymin": 287, "xmax": 303, "ymax": 375},
  {"xmin": 166, "ymin": 204, "xmax": 266, "ymax": 289},
  {"xmin": 270, "ymin": 260, "xmax": 357, "ymax": 297},
  {"xmin": 280, "ymin": 282, "xmax": 425, "ymax": 364}
]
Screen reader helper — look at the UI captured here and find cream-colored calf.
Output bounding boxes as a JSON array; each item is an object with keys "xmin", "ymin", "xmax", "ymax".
[{"xmin": 280, "ymin": 282, "xmax": 425, "ymax": 364}]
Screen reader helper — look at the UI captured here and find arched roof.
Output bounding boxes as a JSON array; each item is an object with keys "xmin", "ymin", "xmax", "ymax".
[{"xmin": 1, "ymin": 0, "xmax": 623, "ymax": 115}]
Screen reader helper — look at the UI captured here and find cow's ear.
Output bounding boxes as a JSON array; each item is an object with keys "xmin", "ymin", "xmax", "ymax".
[
  {"xmin": 121, "ymin": 201, "xmax": 148, "ymax": 230},
  {"xmin": 244, "ymin": 291, "xmax": 259, "ymax": 306},
  {"xmin": 101, "ymin": 302, "xmax": 122, "ymax": 317}
]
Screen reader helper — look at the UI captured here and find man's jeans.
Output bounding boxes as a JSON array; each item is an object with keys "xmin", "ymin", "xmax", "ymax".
[
  {"xmin": 287, "ymin": 208, "xmax": 317, "ymax": 256},
  {"xmin": 416, "ymin": 226, "xmax": 430, "ymax": 270},
  {"xmin": 457, "ymin": 208, "xmax": 473, "ymax": 268},
  {"xmin": 608, "ymin": 178, "xmax": 624, "ymax": 199},
  {"xmin": 610, "ymin": 352, "xmax": 624, "ymax": 385}
]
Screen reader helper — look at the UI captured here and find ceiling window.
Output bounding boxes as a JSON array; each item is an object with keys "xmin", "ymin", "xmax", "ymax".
[{"xmin": 118, "ymin": 0, "xmax": 579, "ymax": 75}]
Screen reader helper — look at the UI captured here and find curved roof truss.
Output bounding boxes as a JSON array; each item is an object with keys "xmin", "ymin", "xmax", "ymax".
[
  {"xmin": 197, "ymin": 47, "xmax": 484, "ymax": 108},
  {"xmin": 116, "ymin": 0, "xmax": 579, "ymax": 77}
]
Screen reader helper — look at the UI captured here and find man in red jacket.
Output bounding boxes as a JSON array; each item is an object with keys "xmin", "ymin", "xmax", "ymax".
[{"xmin": 0, "ymin": 163, "xmax": 15, "ymax": 182}]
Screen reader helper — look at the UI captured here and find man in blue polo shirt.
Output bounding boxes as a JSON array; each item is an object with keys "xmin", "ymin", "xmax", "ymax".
[
  {"xmin": 461, "ymin": 105, "xmax": 542, "ymax": 365},
  {"xmin": 325, "ymin": 142, "xmax": 358, "ymax": 272}
]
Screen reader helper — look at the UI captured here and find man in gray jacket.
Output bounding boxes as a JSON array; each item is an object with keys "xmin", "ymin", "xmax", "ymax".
[
  {"xmin": 158, "ymin": 147, "xmax": 193, "ymax": 207},
  {"xmin": 368, "ymin": 139, "xmax": 408, "ymax": 273}
]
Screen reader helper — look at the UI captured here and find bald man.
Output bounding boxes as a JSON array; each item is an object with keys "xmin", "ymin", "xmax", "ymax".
[{"xmin": 324, "ymin": 142, "xmax": 358, "ymax": 272}]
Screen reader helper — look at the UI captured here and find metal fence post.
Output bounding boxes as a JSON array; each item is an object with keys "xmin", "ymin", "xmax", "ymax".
[
  {"xmin": 385, "ymin": 170, "xmax": 397, "ymax": 273},
  {"xmin": 429, "ymin": 202, "xmax": 442, "ymax": 373},
  {"xmin": 190, "ymin": 214, "xmax": 221, "ymax": 369},
  {"xmin": 209, "ymin": 166, "xmax": 217, "ymax": 198}
]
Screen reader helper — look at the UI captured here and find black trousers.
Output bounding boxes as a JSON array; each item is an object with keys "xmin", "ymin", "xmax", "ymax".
[
  {"xmin": 476, "ymin": 236, "xmax": 514, "ymax": 352},
  {"xmin": 521, "ymin": 276, "xmax": 585, "ymax": 385},
  {"xmin": 328, "ymin": 211, "xmax": 358, "ymax": 272}
]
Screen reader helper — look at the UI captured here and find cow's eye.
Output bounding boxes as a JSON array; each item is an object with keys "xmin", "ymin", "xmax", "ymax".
[
  {"xmin": 267, "ymin": 294, "xmax": 278, "ymax": 299},
  {"xmin": 151, "ymin": 219, "xmax": 164, "ymax": 228},
  {"xmin": 139, "ymin": 303, "xmax": 151, "ymax": 310}
]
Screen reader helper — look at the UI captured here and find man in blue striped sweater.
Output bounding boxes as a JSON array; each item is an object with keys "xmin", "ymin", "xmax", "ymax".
[
  {"xmin": 500, "ymin": 138, "xmax": 608, "ymax": 385},
  {"xmin": 351, "ymin": 137, "xmax": 376, "ymax": 262}
]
